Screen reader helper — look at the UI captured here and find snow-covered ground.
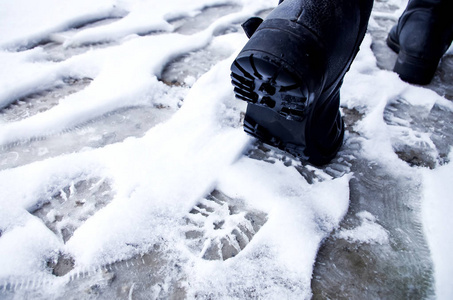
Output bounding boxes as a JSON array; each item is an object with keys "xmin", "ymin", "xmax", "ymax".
[{"xmin": 0, "ymin": 0, "xmax": 452, "ymax": 298}]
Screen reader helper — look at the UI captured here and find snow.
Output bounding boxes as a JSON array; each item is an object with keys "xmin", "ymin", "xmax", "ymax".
[
  {"xmin": 422, "ymin": 156, "xmax": 453, "ymax": 299},
  {"xmin": 336, "ymin": 211, "xmax": 389, "ymax": 245},
  {"xmin": 0, "ymin": 0, "xmax": 452, "ymax": 298}
]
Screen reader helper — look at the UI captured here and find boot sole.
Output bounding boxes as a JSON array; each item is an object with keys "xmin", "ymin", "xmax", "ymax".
[
  {"xmin": 386, "ymin": 34, "xmax": 439, "ymax": 85},
  {"xmin": 231, "ymin": 52, "xmax": 308, "ymax": 122}
]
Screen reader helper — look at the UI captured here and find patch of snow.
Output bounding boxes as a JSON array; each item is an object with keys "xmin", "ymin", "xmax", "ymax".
[
  {"xmin": 337, "ymin": 211, "xmax": 389, "ymax": 245},
  {"xmin": 422, "ymin": 155, "xmax": 453, "ymax": 299}
]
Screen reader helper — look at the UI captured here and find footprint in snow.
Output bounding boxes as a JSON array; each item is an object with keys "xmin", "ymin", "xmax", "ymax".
[
  {"xmin": 31, "ymin": 176, "xmax": 115, "ymax": 244},
  {"xmin": 166, "ymin": 4, "xmax": 241, "ymax": 36},
  {"xmin": 246, "ymin": 134, "xmax": 358, "ymax": 185},
  {"xmin": 384, "ymin": 96, "xmax": 453, "ymax": 168},
  {"xmin": 184, "ymin": 189, "xmax": 268, "ymax": 261},
  {"xmin": 38, "ymin": 4, "xmax": 241, "ymax": 63},
  {"xmin": 0, "ymin": 77, "xmax": 92, "ymax": 124},
  {"xmin": 39, "ymin": 17, "xmax": 125, "ymax": 62}
]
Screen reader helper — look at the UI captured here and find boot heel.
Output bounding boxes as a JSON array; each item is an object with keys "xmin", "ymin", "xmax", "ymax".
[{"xmin": 394, "ymin": 50, "xmax": 439, "ymax": 85}]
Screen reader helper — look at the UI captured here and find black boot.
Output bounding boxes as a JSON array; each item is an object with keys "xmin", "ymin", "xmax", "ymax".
[
  {"xmin": 231, "ymin": 0, "xmax": 373, "ymax": 165},
  {"xmin": 387, "ymin": 0, "xmax": 453, "ymax": 85}
]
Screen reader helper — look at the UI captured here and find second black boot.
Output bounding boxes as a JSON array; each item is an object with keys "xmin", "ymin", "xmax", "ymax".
[
  {"xmin": 387, "ymin": 0, "xmax": 453, "ymax": 85},
  {"xmin": 231, "ymin": 0, "xmax": 373, "ymax": 165}
]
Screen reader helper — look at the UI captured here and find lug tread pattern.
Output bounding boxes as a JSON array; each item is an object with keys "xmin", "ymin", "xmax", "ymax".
[{"xmin": 231, "ymin": 54, "xmax": 307, "ymax": 121}]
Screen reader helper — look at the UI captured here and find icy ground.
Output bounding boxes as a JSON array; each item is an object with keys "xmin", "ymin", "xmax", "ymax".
[{"xmin": 0, "ymin": 0, "xmax": 452, "ymax": 298}]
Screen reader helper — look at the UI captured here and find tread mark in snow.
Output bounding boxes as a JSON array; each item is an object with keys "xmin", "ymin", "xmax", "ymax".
[
  {"xmin": 31, "ymin": 177, "xmax": 114, "ymax": 243},
  {"xmin": 1, "ymin": 249, "xmax": 186, "ymax": 299},
  {"xmin": 61, "ymin": 249, "xmax": 186, "ymax": 299},
  {"xmin": 47, "ymin": 252, "xmax": 76, "ymax": 277},
  {"xmin": 161, "ymin": 5, "xmax": 243, "ymax": 87},
  {"xmin": 312, "ymin": 159, "xmax": 435, "ymax": 299},
  {"xmin": 246, "ymin": 136, "xmax": 357, "ymax": 184},
  {"xmin": 0, "ymin": 78, "xmax": 92, "ymax": 123},
  {"xmin": 166, "ymin": 4, "xmax": 241, "ymax": 36},
  {"xmin": 160, "ymin": 46, "xmax": 232, "ymax": 87},
  {"xmin": 184, "ymin": 190, "xmax": 267, "ymax": 260},
  {"xmin": 16, "ymin": 16, "xmax": 126, "ymax": 54},
  {"xmin": 0, "ymin": 105, "xmax": 175, "ymax": 171},
  {"xmin": 384, "ymin": 97, "xmax": 453, "ymax": 168}
]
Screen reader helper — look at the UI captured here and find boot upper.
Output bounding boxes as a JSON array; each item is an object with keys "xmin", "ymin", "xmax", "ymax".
[
  {"xmin": 265, "ymin": 0, "xmax": 372, "ymax": 89},
  {"xmin": 389, "ymin": 1, "xmax": 453, "ymax": 61}
]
